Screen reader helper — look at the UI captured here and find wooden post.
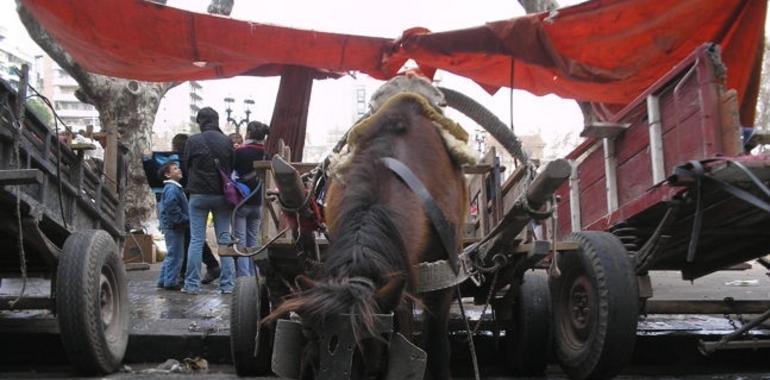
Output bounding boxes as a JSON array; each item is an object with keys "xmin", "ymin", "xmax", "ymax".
[
  {"xmin": 267, "ymin": 66, "xmax": 314, "ymax": 162},
  {"xmin": 103, "ymin": 124, "xmax": 118, "ymax": 193}
]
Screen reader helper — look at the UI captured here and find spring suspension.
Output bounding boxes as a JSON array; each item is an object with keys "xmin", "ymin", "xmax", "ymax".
[{"xmin": 610, "ymin": 223, "xmax": 642, "ymax": 254}]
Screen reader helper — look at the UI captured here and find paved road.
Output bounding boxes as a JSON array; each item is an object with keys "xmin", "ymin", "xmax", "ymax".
[{"xmin": 3, "ymin": 262, "xmax": 770, "ymax": 378}]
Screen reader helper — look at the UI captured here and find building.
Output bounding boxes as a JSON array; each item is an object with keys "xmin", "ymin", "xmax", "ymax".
[
  {"xmin": 0, "ymin": 26, "xmax": 36, "ymax": 91},
  {"xmin": 37, "ymin": 55, "xmax": 99, "ymax": 132},
  {"xmin": 479, "ymin": 129, "xmax": 546, "ymax": 182},
  {"xmin": 151, "ymin": 81, "xmax": 205, "ymax": 150}
]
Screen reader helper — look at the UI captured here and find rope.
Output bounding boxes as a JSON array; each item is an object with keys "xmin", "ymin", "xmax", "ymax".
[
  {"xmin": 26, "ymin": 86, "xmax": 70, "ymax": 230},
  {"xmin": 4, "ymin": 90, "xmax": 28, "ymax": 308}
]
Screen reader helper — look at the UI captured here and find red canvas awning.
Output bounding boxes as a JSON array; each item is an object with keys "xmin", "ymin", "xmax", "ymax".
[{"xmin": 21, "ymin": 0, "xmax": 766, "ymax": 125}]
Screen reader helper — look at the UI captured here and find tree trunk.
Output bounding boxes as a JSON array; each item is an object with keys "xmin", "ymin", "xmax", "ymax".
[
  {"xmin": 755, "ymin": 43, "xmax": 770, "ymax": 129},
  {"xmin": 17, "ymin": 1, "xmax": 231, "ymax": 229}
]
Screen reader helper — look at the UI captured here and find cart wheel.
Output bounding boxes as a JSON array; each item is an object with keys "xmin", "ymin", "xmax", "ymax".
[
  {"xmin": 550, "ymin": 231, "xmax": 638, "ymax": 380},
  {"xmin": 56, "ymin": 230, "xmax": 129, "ymax": 374},
  {"xmin": 506, "ymin": 270, "xmax": 551, "ymax": 376},
  {"xmin": 231, "ymin": 276, "xmax": 272, "ymax": 376}
]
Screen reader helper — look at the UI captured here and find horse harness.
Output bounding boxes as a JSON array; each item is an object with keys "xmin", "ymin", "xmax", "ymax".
[{"xmin": 380, "ymin": 157, "xmax": 471, "ymax": 293}]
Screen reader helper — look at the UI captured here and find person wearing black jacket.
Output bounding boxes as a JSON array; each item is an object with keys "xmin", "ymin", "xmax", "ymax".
[
  {"xmin": 232, "ymin": 121, "xmax": 270, "ymax": 277},
  {"xmin": 181, "ymin": 107, "xmax": 236, "ymax": 294}
]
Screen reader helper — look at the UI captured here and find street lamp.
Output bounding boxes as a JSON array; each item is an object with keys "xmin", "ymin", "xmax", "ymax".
[
  {"xmin": 474, "ymin": 128, "xmax": 486, "ymax": 154},
  {"xmin": 224, "ymin": 97, "xmax": 254, "ymax": 135}
]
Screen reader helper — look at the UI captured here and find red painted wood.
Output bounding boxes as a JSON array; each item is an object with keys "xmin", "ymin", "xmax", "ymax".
[{"xmin": 557, "ymin": 46, "xmax": 737, "ymax": 235}]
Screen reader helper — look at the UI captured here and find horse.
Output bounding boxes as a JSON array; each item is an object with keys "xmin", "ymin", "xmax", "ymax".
[{"xmin": 268, "ymin": 78, "xmax": 469, "ymax": 380}]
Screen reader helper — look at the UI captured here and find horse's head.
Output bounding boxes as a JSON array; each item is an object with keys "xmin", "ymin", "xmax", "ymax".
[{"xmin": 269, "ymin": 274, "xmax": 407, "ymax": 380}]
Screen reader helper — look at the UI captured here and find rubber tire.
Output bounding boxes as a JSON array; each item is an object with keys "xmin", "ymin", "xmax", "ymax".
[
  {"xmin": 506, "ymin": 270, "xmax": 551, "ymax": 376},
  {"xmin": 550, "ymin": 231, "xmax": 639, "ymax": 380},
  {"xmin": 231, "ymin": 276, "xmax": 272, "ymax": 376},
  {"xmin": 56, "ymin": 230, "xmax": 129, "ymax": 375}
]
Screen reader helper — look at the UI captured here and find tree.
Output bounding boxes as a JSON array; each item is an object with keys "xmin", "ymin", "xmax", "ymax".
[
  {"xmin": 16, "ymin": 1, "xmax": 231, "ymax": 228},
  {"xmin": 518, "ymin": 0, "xmax": 559, "ymax": 14},
  {"xmin": 755, "ymin": 42, "xmax": 770, "ymax": 130},
  {"xmin": 26, "ymin": 98, "xmax": 53, "ymax": 126}
]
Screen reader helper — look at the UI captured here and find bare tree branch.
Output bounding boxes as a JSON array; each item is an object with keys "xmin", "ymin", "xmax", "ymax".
[
  {"xmin": 207, "ymin": 0, "xmax": 234, "ymax": 16},
  {"xmin": 518, "ymin": 0, "xmax": 559, "ymax": 14}
]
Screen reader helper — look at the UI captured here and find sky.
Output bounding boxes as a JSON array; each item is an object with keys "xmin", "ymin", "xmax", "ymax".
[
  {"xmin": 4, "ymin": 1, "xmax": 768, "ymax": 159},
  {"xmin": 160, "ymin": 0, "xmax": 588, "ymax": 156}
]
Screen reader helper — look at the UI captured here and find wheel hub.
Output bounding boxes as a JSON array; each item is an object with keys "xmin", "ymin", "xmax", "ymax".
[
  {"xmin": 99, "ymin": 271, "xmax": 115, "ymax": 326},
  {"xmin": 561, "ymin": 275, "xmax": 594, "ymax": 345}
]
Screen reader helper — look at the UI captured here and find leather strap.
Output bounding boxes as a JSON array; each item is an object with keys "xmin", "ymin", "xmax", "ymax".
[
  {"xmin": 414, "ymin": 254, "xmax": 471, "ymax": 293},
  {"xmin": 381, "ymin": 157, "xmax": 459, "ymax": 274}
]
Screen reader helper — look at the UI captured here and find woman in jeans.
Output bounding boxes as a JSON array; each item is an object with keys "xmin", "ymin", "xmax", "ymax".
[
  {"xmin": 181, "ymin": 107, "xmax": 236, "ymax": 294},
  {"xmin": 232, "ymin": 121, "xmax": 270, "ymax": 277}
]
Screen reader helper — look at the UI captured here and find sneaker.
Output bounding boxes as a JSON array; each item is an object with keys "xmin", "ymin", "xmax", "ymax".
[
  {"xmin": 201, "ymin": 266, "xmax": 221, "ymax": 285},
  {"xmin": 164, "ymin": 284, "xmax": 182, "ymax": 291},
  {"xmin": 220, "ymin": 289, "xmax": 233, "ymax": 295},
  {"xmin": 180, "ymin": 287, "xmax": 200, "ymax": 294}
]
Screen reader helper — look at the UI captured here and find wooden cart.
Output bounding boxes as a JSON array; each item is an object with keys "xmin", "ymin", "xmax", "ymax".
[
  {"xmin": 0, "ymin": 76, "xmax": 130, "ymax": 375},
  {"xmin": 554, "ymin": 43, "xmax": 770, "ymax": 358}
]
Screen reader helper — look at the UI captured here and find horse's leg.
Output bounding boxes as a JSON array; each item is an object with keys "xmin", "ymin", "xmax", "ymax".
[
  {"xmin": 421, "ymin": 288, "xmax": 453, "ymax": 380},
  {"xmin": 395, "ymin": 298, "xmax": 415, "ymax": 339}
]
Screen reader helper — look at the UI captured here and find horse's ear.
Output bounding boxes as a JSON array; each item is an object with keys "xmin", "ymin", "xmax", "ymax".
[
  {"xmin": 374, "ymin": 274, "xmax": 406, "ymax": 312},
  {"xmin": 295, "ymin": 274, "xmax": 317, "ymax": 291}
]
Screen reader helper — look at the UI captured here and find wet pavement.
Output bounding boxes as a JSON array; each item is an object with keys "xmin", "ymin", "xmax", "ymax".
[{"xmin": 3, "ymin": 261, "xmax": 770, "ymax": 377}]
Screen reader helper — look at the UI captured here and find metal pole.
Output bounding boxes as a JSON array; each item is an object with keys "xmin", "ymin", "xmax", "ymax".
[
  {"xmin": 647, "ymin": 95, "xmax": 666, "ymax": 184},
  {"xmin": 699, "ymin": 307, "xmax": 770, "ymax": 354}
]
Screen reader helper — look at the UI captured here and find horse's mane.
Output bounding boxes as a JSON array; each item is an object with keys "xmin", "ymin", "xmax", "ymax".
[{"xmin": 267, "ymin": 109, "xmax": 412, "ymax": 341}]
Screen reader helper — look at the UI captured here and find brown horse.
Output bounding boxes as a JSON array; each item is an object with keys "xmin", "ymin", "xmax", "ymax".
[{"xmin": 269, "ymin": 91, "xmax": 467, "ymax": 379}]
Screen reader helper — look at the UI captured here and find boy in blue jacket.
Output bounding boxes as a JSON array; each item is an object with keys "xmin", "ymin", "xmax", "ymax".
[{"xmin": 157, "ymin": 162, "xmax": 189, "ymax": 290}]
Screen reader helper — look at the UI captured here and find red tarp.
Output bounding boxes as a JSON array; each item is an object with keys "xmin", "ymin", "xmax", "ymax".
[{"xmin": 21, "ymin": 0, "xmax": 766, "ymax": 125}]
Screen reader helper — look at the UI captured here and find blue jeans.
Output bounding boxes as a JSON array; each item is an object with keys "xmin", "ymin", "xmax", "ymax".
[
  {"xmin": 183, "ymin": 194, "xmax": 235, "ymax": 292},
  {"xmin": 158, "ymin": 228, "xmax": 185, "ymax": 288},
  {"xmin": 233, "ymin": 204, "xmax": 261, "ymax": 277}
]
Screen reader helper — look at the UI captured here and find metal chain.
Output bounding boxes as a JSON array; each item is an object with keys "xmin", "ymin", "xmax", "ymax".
[
  {"xmin": 724, "ymin": 312, "xmax": 738, "ymax": 330},
  {"xmin": 470, "ymin": 269, "xmax": 500, "ymax": 335},
  {"xmin": 455, "ymin": 286, "xmax": 481, "ymax": 380}
]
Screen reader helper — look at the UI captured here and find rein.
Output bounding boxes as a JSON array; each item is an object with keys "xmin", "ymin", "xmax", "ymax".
[{"xmin": 380, "ymin": 157, "xmax": 460, "ymax": 274}]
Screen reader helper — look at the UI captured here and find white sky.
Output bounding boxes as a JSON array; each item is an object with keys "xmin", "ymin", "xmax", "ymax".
[
  {"xmin": 3, "ymin": 1, "xmax": 768, "ymax": 158},
  {"xmin": 161, "ymin": 0, "xmax": 587, "ymax": 155}
]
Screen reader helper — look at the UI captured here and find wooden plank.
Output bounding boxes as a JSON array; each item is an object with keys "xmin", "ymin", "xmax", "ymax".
[
  {"xmin": 461, "ymin": 164, "xmax": 493, "ymax": 174},
  {"xmin": 0, "ymin": 169, "xmax": 44, "ymax": 185},
  {"xmin": 68, "ymin": 143, "xmax": 96, "ymax": 151},
  {"xmin": 267, "ymin": 66, "xmax": 314, "ymax": 161},
  {"xmin": 0, "ymin": 296, "xmax": 52, "ymax": 311},
  {"xmin": 579, "ymin": 121, "xmax": 629, "ymax": 139}
]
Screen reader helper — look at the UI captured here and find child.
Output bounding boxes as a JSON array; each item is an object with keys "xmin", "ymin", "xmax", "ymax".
[{"xmin": 156, "ymin": 162, "xmax": 189, "ymax": 290}]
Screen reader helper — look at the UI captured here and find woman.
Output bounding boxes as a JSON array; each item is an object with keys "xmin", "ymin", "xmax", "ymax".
[
  {"xmin": 181, "ymin": 107, "xmax": 236, "ymax": 294},
  {"xmin": 232, "ymin": 121, "xmax": 270, "ymax": 277}
]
